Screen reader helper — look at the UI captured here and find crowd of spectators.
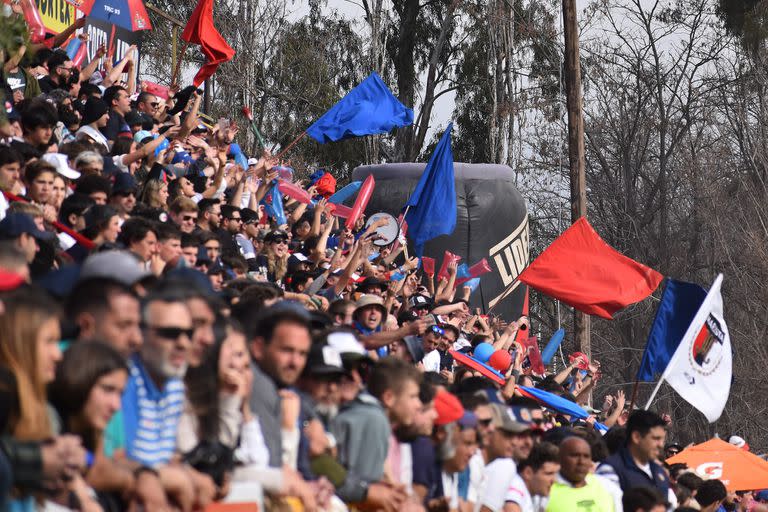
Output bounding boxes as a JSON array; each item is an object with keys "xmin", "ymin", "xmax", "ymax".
[{"xmin": 0, "ymin": 9, "xmax": 767, "ymax": 512}]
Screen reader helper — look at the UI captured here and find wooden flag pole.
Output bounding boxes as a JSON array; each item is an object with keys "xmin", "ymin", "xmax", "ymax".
[
  {"xmin": 627, "ymin": 379, "xmax": 640, "ymax": 412},
  {"xmin": 275, "ymin": 131, "xmax": 307, "ymax": 160},
  {"xmin": 170, "ymin": 41, "xmax": 189, "ymax": 89}
]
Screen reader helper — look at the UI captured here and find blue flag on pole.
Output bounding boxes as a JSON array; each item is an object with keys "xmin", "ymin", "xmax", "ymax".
[
  {"xmin": 404, "ymin": 123, "xmax": 456, "ymax": 256},
  {"xmin": 306, "ymin": 72, "xmax": 414, "ymax": 143},
  {"xmin": 261, "ymin": 180, "xmax": 286, "ymax": 226},
  {"xmin": 636, "ymin": 278, "xmax": 707, "ymax": 381}
]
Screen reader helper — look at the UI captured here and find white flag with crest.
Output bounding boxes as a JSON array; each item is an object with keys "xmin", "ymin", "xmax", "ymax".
[{"xmin": 662, "ymin": 274, "xmax": 732, "ymax": 422}]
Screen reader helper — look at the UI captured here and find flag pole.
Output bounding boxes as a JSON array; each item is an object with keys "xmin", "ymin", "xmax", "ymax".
[
  {"xmin": 275, "ymin": 131, "xmax": 307, "ymax": 160},
  {"xmin": 627, "ymin": 379, "xmax": 640, "ymax": 412},
  {"xmin": 644, "ymin": 377, "xmax": 665, "ymax": 411},
  {"xmin": 170, "ymin": 41, "xmax": 189, "ymax": 88}
]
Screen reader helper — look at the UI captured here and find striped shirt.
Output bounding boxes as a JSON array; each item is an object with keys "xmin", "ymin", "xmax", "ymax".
[{"xmin": 121, "ymin": 354, "xmax": 185, "ymax": 468}]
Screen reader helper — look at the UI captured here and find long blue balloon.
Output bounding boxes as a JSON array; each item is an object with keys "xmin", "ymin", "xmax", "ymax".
[
  {"xmin": 541, "ymin": 328, "xmax": 565, "ymax": 365},
  {"xmin": 518, "ymin": 386, "xmax": 587, "ymax": 419},
  {"xmin": 328, "ymin": 181, "xmax": 361, "ymax": 204}
]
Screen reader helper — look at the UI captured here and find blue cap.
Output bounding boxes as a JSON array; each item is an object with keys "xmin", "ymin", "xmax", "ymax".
[
  {"xmin": 111, "ymin": 173, "xmax": 137, "ymax": 195},
  {"xmin": 0, "ymin": 212, "xmax": 54, "ymax": 241}
]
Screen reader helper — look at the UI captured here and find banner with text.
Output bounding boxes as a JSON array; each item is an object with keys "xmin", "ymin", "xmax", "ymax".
[
  {"xmin": 36, "ymin": 0, "xmax": 77, "ymax": 34},
  {"xmin": 84, "ymin": 17, "xmax": 142, "ymax": 86}
]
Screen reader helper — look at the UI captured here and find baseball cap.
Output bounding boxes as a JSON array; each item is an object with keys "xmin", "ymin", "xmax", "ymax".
[
  {"xmin": 247, "ymin": 157, "xmax": 259, "ymax": 166},
  {"xmin": 264, "ymin": 230, "xmax": 289, "ymax": 243},
  {"xmin": 409, "ymin": 294, "xmax": 433, "ymax": 310},
  {"xmin": 402, "ymin": 335, "xmax": 425, "ymax": 363},
  {"xmin": 111, "ymin": 173, "xmax": 138, "ymax": 196},
  {"xmin": 79, "ymin": 250, "xmax": 152, "ymax": 286},
  {"xmin": 241, "ymin": 208, "xmax": 259, "ymax": 225},
  {"xmin": 0, "ymin": 213, "xmax": 54, "ymax": 241},
  {"xmin": 729, "ymin": 435, "xmax": 750, "ymax": 451},
  {"xmin": 42, "ymin": 153, "xmax": 80, "ymax": 180},
  {"xmin": 303, "ymin": 343, "xmax": 345, "ymax": 377},
  {"xmin": 489, "ymin": 403, "xmax": 531, "ymax": 434}
]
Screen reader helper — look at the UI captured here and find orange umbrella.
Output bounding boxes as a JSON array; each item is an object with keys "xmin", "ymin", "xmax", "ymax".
[{"xmin": 667, "ymin": 438, "xmax": 768, "ymax": 491}]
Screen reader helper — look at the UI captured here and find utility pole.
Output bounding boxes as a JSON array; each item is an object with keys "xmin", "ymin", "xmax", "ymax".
[{"xmin": 562, "ymin": 0, "xmax": 591, "ymax": 359}]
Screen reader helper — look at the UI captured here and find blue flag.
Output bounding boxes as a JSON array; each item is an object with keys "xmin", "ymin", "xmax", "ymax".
[
  {"xmin": 260, "ymin": 180, "xmax": 286, "ymax": 226},
  {"xmin": 404, "ymin": 123, "xmax": 456, "ymax": 256},
  {"xmin": 636, "ymin": 278, "xmax": 707, "ymax": 381},
  {"xmin": 306, "ymin": 72, "xmax": 414, "ymax": 143}
]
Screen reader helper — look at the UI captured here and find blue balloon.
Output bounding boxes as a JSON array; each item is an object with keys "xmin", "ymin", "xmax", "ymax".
[
  {"xmin": 519, "ymin": 385, "xmax": 588, "ymax": 419},
  {"xmin": 328, "ymin": 181, "xmax": 362, "ymax": 204},
  {"xmin": 65, "ymin": 38, "xmax": 81, "ymax": 60},
  {"xmin": 541, "ymin": 328, "xmax": 565, "ymax": 365},
  {"xmin": 474, "ymin": 342, "xmax": 495, "ymax": 363},
  {"xmin": 465, "ymin": 277, "xmax": 481, "ymax": 292}
]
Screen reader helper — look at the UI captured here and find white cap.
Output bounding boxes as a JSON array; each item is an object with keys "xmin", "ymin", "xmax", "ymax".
[
  {"xmin": 247, "ymin": 158, "xmax": 259, "ymax": 166},
  {"xmin": 42, "ymin": 153, "xmax": 80, "ymax": 180},
  {"xmin": 327, "ymin": 331, "xmax": 366, "ymax": 356}
]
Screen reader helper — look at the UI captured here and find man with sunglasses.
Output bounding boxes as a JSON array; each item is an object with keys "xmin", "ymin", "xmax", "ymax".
[
  {"xmin": 422, "ymin": 322, "xmax": 447, "ymax": 373},
  {"xmin": 219, "ymin": 204, "xmax": 244, "ymax": 257},
  {"xmin": 135, "ymin": 91, "xmax": 160, "ymax": 119},
  {"xmin": 103, "ymin": 289, "xmax": 216, "ymax": 510}
]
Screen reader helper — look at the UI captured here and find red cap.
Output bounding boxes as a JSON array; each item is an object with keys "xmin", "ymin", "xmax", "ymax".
[
  {"xmin": 488, "ymin": 350, "xmax": 512, "ymax": 373},
  {"xmin": 434, "ymin": 390, "xmax": 464, "ymax": 426}
]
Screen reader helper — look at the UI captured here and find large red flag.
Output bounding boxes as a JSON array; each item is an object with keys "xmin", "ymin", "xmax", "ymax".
[
  {"xmin": 181, "ymin": 0, "xmax": 235, "ymax": 87},
  {"xmin": 518, "ymin": 217, "xmax": 663, "ymax": 319}
]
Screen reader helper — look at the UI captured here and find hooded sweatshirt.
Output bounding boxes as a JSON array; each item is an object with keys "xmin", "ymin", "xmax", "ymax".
[{"xmin": 330, "ymin": 391, "xmax": 391, "ymax": 502}]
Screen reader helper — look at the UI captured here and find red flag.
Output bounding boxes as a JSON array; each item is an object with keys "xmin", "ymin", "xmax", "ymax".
[
  {"xmin": 518, "ymin": 217, "xmax": 663, "ymax": 319},
  {"xmin": 181, "ymin": 0, "xmax": 235, "ymax": 87}
]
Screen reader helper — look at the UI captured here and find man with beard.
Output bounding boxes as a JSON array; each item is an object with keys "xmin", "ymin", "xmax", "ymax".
[
  {"xmin": 112, "ymin": 289, "xmax": 217, "ymax": 511},
  {"xmin": 412, "ymin": 389, "xmax": 479, "ymax": 510},
  {"xmin": 331, "ymin": 357, "xmax": 423, "ymax": 512},
  {"xmin": 195, "ymin": 198, "xmax": 221, "ymax": 234}
]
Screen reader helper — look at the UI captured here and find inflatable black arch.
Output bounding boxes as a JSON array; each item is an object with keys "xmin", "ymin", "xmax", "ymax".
[{"xmin": 351, "ymin": 163, "xmax": 529, "ymax": 319}]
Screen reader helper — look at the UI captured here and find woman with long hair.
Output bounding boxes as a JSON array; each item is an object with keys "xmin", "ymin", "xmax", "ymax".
[
  {"xmin": 254, "ymin": 230, "xmax": 289, "ymax": 285},
  {"xmin": 50, "ymin": 342, "xmax": 127, "ymax": 454},
  {"xmin": 179, "ymin": 319, "xmax": 300, "ymax": 502},
  {"xmin": 137, "ymin": 179, "xmax": 169, "ymax": 210},
  {"xmin": 0, "ymin": 287, "xmax": 94, "ymax": 511},
  {"xmin": 50, "ymin": 342, "xmax": 128, "ymax": 512},
  {"xmin": 0, "ymin": 287, "xmax": 62, "ymax": 441}
]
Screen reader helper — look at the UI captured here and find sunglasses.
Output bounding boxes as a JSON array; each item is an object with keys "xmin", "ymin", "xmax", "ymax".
[
  {"xmin": 477, "ymin": 418, "xmax": 493, "ymax": 427},
  {"xmin": 271, "ymin": 239, "xmax": 288, "ymax": 245},
  {"xmin": 150, "ymin": 102, "xmax": 160, "ymax": 107},
  {"xmin": 430, "ymin": 325, "xmax": 445, "ymax": 336},
  {"xmin": 145, "ymin": 325, "xmax": 194, "ymax": 340},
  {"xmin": 228, "ymin": 217, "xmax": 243, "ymax": 222},
  {"xmin": 182, "ymin": 215, "xmax": 198, "ymax": 222}
]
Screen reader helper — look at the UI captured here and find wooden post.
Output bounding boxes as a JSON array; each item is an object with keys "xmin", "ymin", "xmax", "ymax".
[
  {"xmin": 171, "ymin": 26, "xmax": 178, "ymax": 81},
  {"xmin": 562, "ymin": 0, "xmax": 590, "ymax": 361}
]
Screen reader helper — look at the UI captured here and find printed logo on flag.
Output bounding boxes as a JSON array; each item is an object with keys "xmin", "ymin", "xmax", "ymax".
[{"xmin": 687, "ymin": 314, "xmax": 726, "ymax": 377}]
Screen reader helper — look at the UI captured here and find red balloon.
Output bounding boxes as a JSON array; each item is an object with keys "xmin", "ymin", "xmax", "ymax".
[
  {"xmin": 278, "ymin": 180, "xmax": 312, "ymax": 204},
  {"xmin": 345, "ymin": 174, "xmax": 375, "ymax": 230},
  {"xmin": 468, "ymin": 258, "xmax": 492, "ymax": 278},
  {"xmin": 72, "ymin": 40, "xmax": 88, "ymax": 67},
  {"xmin": 328, "ymin": 203, "xmax": 352, "ymax": 219},
  {"xmin": 437, "ymin": 250, "xmax": 462, "ymax": 280},
  {"xmin": 421, "ymin": 256, "xmax": 436, "ymax": 276},
  {"xmin": 20, "ymin": 0, "xmax": 46, "ymax": 43}
]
